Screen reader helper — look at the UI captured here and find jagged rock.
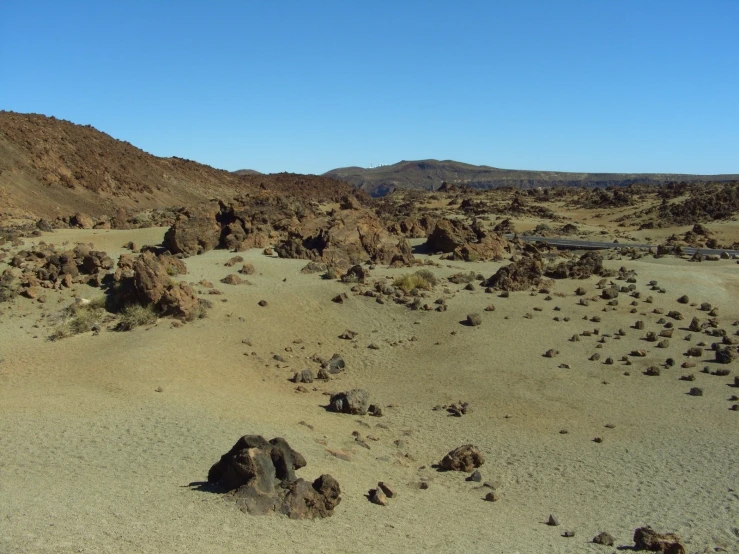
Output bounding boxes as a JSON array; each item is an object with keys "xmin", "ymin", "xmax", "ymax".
[
  {"xmin": 163, "ymin": 204, "xmax": 222, "ymax": 256},
  {"xmin": 485, "ymin": 257, "xmax": 549, "ymax": 292},
  {"xmin": 341, "ymin": 264, "xmax": 368, "ymax": 283},
  {"xmin": 440, "ymin": 444, "xmax": 484, "ymax": 472},
  {"xmin": 632, "ymin": 526, "xmax": 685, "ymax": 553},
  {"xmin": 424, "ymin": 219, "xmax": 508, "ymax": 261},
  {"xmin": 329, "ymin": 389, "xmax": 370, "ymax": 415},
  {"xmin": 545, "ymin": 251, "xmax": 604, "ymax": 280},
  {"xmin": 207, "ymin": 435, "xmax": 340, "ymax": 519},
  {"xmin": 368, "ymin": 487, "xmax": 388, "ymax": 506},
  {"xmin": 323, "ymin": 355, "xmax": 345, "ymax": 374},
  {"xmin": 112, "ymin": 251, "xmax": 199, "ymax": 320}
]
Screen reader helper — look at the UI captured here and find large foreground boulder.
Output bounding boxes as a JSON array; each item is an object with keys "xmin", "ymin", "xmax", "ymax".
[{"xmin": 207, "ymin": 435, "xmax": 341, "ymax": 519}]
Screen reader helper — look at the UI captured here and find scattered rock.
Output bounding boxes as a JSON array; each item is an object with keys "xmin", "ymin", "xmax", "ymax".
[
  {"xmin": 593, "ymin": 531, "xmax": 615, "ymax": 546},
  {"xmin": 632, "ymin": 526, "xmax": 685, "ymax": 554},
  {"xmin": 329, "ymin": 389, "xmax": 370, "ymax": 415},
  {"xmin": 440, "ymin": 444, "xmax": 484, "ymax": 472},
  {"xmin": 466, "ymin": 313, "xmax": 482, "ymax": 326}
]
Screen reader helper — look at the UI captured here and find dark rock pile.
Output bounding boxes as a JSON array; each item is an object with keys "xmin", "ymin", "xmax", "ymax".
[{"xmin": 207, "ymin": 435, "xmax": 341, "ymax": 519}]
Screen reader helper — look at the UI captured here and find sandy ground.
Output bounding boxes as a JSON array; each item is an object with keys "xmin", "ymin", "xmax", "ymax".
[{"xmin": 1, "ymin": 227, "xmax": 739, "ymax": 553}]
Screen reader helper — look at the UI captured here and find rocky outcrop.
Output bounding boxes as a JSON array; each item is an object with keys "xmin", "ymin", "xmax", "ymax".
[
  {"xmin": 545, "ymin": 251, "xmax": 605, "ymax": 280},
  {"xmin": 485, "ymin": 257, "xmax": 549, "ymax": 291},
  {"xmin": 275, "ymin": 208, "xmax": 413, "ymax": 268},
  {"xmin": 5, "ymin": 242, "xmax": 114, "ymax": 296},
  {"xmin": 207, "ymin": 435, "xmax": 341, "ymax": 519},
  {"xmin": 113, "ymin": 251, "xmax": 199, "ymax": 320},
  {"xmin": 424, "ymin": 219, "xmax": 508, "ymax": 261},
  {"xmin": 163, "ymin": 204, "xmax": 222, "ymax": 256},
  {"xmin": 632, "ymin": 526, "xmax": 685, "ymax": 553}
]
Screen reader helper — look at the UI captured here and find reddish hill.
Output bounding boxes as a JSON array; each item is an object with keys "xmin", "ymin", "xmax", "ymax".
[{"xmin": 0, "ymin": 112, "xmax": 355, "ymax": 221}]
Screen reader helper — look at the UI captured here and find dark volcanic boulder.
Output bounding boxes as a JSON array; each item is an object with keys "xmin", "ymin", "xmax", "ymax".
[
  {"xmin": 207, "ymin": 435, "xmax": 340, "ymax": 519},
  {"xmin": 329, "ymin": 389, "xmax": 370, "ymax": 415},
  {"xmin": 485, "ymin": 257, "xmax": 548, "ymax": 291},
  {"xmin": 632, "ymin": 526, "xmax": 685, "ymax": 553},
  {"xmin": 545, "ymin": 251, "xmax": 604, "ymax": 280},
  {"xmin": 440, "ymin": 444, "xmax": 485, "ymax": 472}
]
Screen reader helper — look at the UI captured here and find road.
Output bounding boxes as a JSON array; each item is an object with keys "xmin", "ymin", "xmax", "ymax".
[{"xmin": 504, "ymin": 234, "xmax": 739, "ymax": 258}]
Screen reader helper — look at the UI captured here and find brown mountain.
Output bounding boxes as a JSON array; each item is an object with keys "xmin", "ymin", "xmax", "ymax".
[
  {"xmin": 0, "ymin": 112, "xmax": 353, "ymax": 221},
  {"xmin": 324, "ymin": 159, "xmax": 739, "ymax": 197}
]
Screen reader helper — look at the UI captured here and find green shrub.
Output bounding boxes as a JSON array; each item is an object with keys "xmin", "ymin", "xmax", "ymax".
[
  {"xmin": 49, "ymin": 300, "xmax": 106, "ymax": 340},
  {"xmin": 448, "ymin": 271, "xmax": 476, "ymax": 284},
  {"xmin": 394, "ymin": 270, "xmax": 437, "ymax": 292},
  {"xmin": 117, "ymin": 304, "xmax": 157, "ymax": 331}
]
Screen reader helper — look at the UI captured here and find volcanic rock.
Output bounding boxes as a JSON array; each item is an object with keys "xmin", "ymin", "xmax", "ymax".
[
  {"xmin": 440, "ymin": 444, "xmax": 484, "ymax": 472},
  {"xmin": 207, "ymin": 435, "xmax": 340, "ymax": 519}
]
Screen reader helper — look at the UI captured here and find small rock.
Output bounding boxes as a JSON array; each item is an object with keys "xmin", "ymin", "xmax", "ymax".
[
  {"xmin": 466, "ymin": 313, "xmax": 482, "ymax": 326},
  {"xmin": 592, "ymin": 531, "xmax": 615, "ymax": 546}
]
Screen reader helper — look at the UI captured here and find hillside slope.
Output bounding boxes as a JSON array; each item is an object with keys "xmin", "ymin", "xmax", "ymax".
[
  {"xmin": 0, "ymin": 112, "xmax": 353, "ymax": 221},
  {"xmin": 324, "ymin": 159, "xmax": 739, "ymax": 196}
]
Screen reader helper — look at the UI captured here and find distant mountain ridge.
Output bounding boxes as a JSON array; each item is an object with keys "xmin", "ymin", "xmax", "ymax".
[
  {"xmin": 323, "ymin": 159, "xmax": 739, "ymax": 197},
  {"xmin": 0, "ymin": 112, "xmax": 353, "ymax": 220}
]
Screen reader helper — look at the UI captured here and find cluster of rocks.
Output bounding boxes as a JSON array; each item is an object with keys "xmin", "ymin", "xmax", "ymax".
[
  {"xmin": 423, "ymin": 218, "xmax": 509, "ymax": 262},
  {"xmin": 206, "ymin": 435, "xmax": 341, "ymax": 519},
  {"xmin": 162, "ymin": 194, "xmax": 417, "ymax": 273},
  {"xmin": 109, "ymin": 251, "xmax": 202, "ymax": 320},
  {"xmin": 1, "ymin": 242, "xmax": 114, "ymax": 300}
]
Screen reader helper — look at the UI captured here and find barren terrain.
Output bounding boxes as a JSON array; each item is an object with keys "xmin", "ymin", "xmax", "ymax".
[
  {"xmin": 2, "ymin": 113, "xmax": 739, "ymax": 553},
  {"xmin": 1, "ymin": 223, "xmax": 738, "ymax": 553}
]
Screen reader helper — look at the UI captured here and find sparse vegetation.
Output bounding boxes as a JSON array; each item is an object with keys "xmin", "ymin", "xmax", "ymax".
[
  {"xmin": 447, "ymin": 271, "xmax": 476, "ymax": 284},
  {"xmin": 116, "ymin": 303, "xmax": 157, "ymax": 331},
  {"xmin": 394, "ymin": 269, "xmax": 437, "ymax": 292},
  {"xmin": 50, "ymin": 299, "xmax": 107, "ymax": 340}
]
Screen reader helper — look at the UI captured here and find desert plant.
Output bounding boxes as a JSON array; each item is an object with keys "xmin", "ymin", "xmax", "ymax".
[
  {"xmin": 117, "ymin": 303, "xmax": 157, "ymax": 331},
  {"xmin": 49, "ymin": 300, "xmax": 107, "ymax": 340},
  {"xmin": 448, "ymin": 271, "xmax": 476, "ymax": 284},
  {"xmin": 394, "ymin": 270, "xmax": 437, "ymax": 293}
]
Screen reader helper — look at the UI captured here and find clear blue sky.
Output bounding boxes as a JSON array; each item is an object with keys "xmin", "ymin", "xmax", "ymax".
[{"xmin": 1, "ymin": 1, "xmax": 737, "ymax": 175}]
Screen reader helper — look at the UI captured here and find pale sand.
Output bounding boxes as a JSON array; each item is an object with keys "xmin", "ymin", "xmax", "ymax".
[{"xmin": 1, "ymin": 228, "xmax": 738, "ymax": 553}]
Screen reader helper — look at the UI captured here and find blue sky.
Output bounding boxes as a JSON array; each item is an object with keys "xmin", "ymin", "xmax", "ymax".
[{"xmin": 1, "ymin": 1, "xmax": 737, "ymax": 175}]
